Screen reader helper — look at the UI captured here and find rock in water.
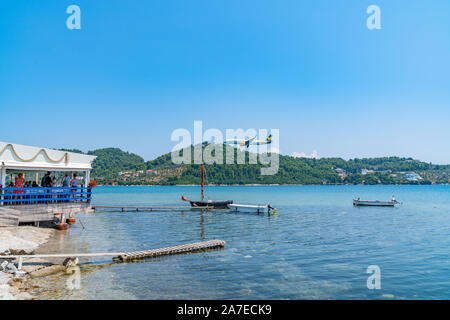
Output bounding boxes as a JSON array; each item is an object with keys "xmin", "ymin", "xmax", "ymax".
[
  {"xmin": 63, "ymin": 257, "xmax": 79, "ymax": 267},
  {"xmin": 29, "ymin": 265, "xmax": 66, "ymax": 279},
  {"xmin": 5, "ymin": 263, "xmax": 17, "ymax": 274},
  {"xmin": 0, "ymin": 261, "xmax": 9, "ymax": 272}
]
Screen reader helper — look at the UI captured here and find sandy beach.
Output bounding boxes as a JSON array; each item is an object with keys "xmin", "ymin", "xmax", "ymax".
[{"xmin": 0, "ymin": 226, "xmax": 57, "ymax": 300}]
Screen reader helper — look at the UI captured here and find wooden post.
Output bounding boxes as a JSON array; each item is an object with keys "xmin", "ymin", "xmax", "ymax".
[
  {"xmin": 18, "ymin": 257, "xmax": 23, "ymax": 270},
  {"xmin": 0, "ymin": 165, "xmax": 5, "ymax": 205},
  {"xmin": 87, "ymin": 187, "xmax": 91, "ymax": 203},
  {"xmin": 84, "ymin": 170, "xmax": 90, "ymax": 188},
  {"xmin": 201, "ymin": 163, "xmax": 204, "ymax": 201}
]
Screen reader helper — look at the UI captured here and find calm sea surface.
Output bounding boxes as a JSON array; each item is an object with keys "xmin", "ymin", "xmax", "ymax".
[{"xmin": 35, "ymin": 185, "xmax": 450, "ymax": 299}]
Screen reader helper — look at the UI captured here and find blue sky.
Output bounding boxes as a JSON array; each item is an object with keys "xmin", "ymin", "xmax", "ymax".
[{"xmin": 1, "ymin": 0, "xmax": 449, "ymax": 163}]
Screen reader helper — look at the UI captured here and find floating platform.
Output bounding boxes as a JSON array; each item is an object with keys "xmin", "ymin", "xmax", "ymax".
[
  {"xmin": 92, "ymin": 205, "xmax": 196, "ymax": 212},
  {"xmin": 113, "ymin": 239, "xmax": 226, "ymax": 262},
  {"xmin": 0, "ymin": 240, "xmax": 226, "ymax": 268},
  {"xmin": 92, "ymin": 205, "xmax": 276, "ymax": 215}
]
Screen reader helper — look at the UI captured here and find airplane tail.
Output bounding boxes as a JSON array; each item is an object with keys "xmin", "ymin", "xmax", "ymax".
[{"xmin": 266, "ymin": 134, "xmax": 272, "ymax": 143}]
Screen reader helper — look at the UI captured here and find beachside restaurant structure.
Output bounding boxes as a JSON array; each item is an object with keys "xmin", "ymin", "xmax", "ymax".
[{"xmin": 0, "ymin": 141, "xmax": 97, "ymax": 226}]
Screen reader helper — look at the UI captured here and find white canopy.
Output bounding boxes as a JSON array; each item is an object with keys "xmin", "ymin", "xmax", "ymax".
[{"xmin": 0, "ymin": 141, "xmax": 96, "ymax": 172}]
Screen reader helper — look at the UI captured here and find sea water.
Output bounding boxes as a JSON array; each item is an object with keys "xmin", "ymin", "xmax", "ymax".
[{"xmin": 35, "ymin": 185, "xmax": 450, "ymax": 299}]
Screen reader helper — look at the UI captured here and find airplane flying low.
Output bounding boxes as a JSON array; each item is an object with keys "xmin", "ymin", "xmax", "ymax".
[{"xmin": 224, "ymin": 134, "xmax": 272, "ymax": 148}]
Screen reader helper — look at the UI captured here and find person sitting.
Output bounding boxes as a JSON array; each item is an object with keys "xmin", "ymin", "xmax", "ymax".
[
  {"xmin": 41, "ymin": 172, "xmax": 52, "ymax": 187},
  {"xmin": 70, "ymin": 173, "xmax": 80, "ymax": 201},
  {"xmin": 61, "ymin": 173, "xmax": 71, "ymax": 187},
  {"xmin": 24, "ymin": 180, "xmax": 32, "ymax": 201},
  {"xmin": 70, "ymin": 173, "xmax": 79, "ymax": 187},
  {"xmin": 41, "ymin": 172, "xmax": 53, "ymax": 203},
  {"xmin": 30, "ymin": 181, "xmax": 39, "ymax": 202},
  {"xmin": 50, "ymin": 177, "xmax": 58, "ymax": 203},
  {"xmin": 61, "ymin": 173, "xmax": 71, "ymax": 202},
  {"xmin": 4, "ymin": 182, "xmax": 14, "ymax": 204}
]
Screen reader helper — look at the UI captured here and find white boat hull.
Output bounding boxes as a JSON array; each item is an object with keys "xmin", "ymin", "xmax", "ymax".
[{"xmin": 228, "ymin": 204, "xmax": 270, "ymax": 213}]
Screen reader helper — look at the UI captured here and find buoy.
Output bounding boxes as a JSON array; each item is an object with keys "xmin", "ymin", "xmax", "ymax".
[
  {"xmin": 273, "ymin": 209, "xmax": 277, "ymax": 215},
  {"xmin": 66, "ymin": 212, "xmax": 76, "ymax": 225},
  {"xmin": 55, "ymin": 223, "xmax": 68, "ymax": 230}
]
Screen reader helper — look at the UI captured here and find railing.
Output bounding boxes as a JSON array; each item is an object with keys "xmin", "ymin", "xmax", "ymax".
[{"xmin": 0, "ymin": 187, "xmax": 92, "ymax": 206}]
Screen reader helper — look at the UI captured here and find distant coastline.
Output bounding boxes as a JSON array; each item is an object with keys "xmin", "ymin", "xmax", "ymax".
[
  {"xmin": 60, "ymin": 146, "xmax": 450, "ymax": 186},
  {"xmin": 96, "ymin": 183, "xmax": 450, "ymax": 187}
]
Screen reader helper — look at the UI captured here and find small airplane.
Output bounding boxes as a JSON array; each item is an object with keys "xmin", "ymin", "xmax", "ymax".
[{"xmin": 224, "ymin": 134, "xmax": 272, "ymax": 148}]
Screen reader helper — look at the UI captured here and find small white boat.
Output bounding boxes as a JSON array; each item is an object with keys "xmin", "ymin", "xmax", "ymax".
[
  {"xmin": 227, "ymin": 203, "xmax": 275, "ymax": 214},
  {"xmin": 353, "ymin": 196, "xmax": 401, "ymax": 207}
]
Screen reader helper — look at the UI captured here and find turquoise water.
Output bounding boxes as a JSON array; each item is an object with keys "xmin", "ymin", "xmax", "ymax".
[{"xmin": 38, "ymin": 185, "xmax": 450, "ymax": 299}]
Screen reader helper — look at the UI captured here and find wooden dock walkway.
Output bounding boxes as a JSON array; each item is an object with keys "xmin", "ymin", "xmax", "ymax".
[
  {"xmin": 0, "ymin": 240, "xmax": 226, "ymax": 267},
  {"xmin": 92, "ymin": 205, "xmax": 197, "ymax": 212},
  {"xmin": 113, "ymin": 240, "xmax": 226, "ymax": 261}
]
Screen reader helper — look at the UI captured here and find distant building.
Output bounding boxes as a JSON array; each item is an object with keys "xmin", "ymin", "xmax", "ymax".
[
  {"xmin": 146, "ymin": 170, "xmax": 157, "ymax": 175},
  {"xmin": 361, "ymin": 169, "xmax": 374, "ymax": 175},
  {"xmin": 335, "ymin": 168, "xmax": 347, "ymax": 179},
  {"xmin": 137, "ymin": 170, "xmax": 144, "ymax": 174},
  {"xmin": 405, "ymin": 172, "xmax": 422, "ymax": 181}
]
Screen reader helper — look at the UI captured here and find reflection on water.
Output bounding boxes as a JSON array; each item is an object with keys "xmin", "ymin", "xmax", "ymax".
[{"xmin": 33, "ymin": 185, "xmax": 450, "ymax": 299}]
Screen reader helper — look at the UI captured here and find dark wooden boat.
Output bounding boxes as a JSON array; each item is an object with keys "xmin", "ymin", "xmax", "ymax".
[
  {"xmin": 183, "ymin": 197, "xmax": 233, "ymax": 209},
  {"xmin": 181, "ymin": 163, "xmax": 233, "ymax": 209}
]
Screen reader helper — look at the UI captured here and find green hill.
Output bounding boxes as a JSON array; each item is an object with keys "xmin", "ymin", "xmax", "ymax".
[
  {"xmin": 88, "ymin": 148, "xmax": 146, "ymax": 183},
  {"xmin": 59, "ymin": 145, "xmax": 450, "ymax": 185}
]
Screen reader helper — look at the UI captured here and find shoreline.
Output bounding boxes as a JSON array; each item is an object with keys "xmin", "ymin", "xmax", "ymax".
[
  {"xmin": 0, "ymin": 226, "xmax": 56, "ymax": 300},
  {"xmin": 97, "ymin": 183, "xmax": 450, "ymax": 187}
]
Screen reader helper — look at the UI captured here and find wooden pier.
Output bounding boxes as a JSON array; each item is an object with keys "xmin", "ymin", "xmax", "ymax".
[
  {"xmin": 113, "ymin": 240, "xmax": 226, "ymax": 261},
  {"xmin": 92, "ymin": 205, "xmax": 197, "ymax": 212},
  {"xmin": 0, "ymin": 240, "xmax": 226, "ymax": 268}
]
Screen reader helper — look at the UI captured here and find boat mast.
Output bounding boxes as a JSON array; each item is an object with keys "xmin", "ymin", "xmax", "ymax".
[{"xmin": 201, "ymin": 163, "xmax": 204, "ymax": 201}]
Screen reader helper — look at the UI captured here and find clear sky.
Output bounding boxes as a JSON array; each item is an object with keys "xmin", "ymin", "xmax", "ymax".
[{"xmin": 1, "ymin": 1, "xmax": 449, "ymax": 163}]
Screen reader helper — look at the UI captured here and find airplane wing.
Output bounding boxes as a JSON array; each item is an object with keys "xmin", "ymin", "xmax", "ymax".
[
  {"xmin": 244, "ymin": 136, "xmax": 256, "ymax": 147},
  {"xmin": 225, "ymin": 137, "xmax": 256, "ymax": 148},
  {"xmin": 249, "ymin": 134, "xmax": 272, "ymax": 145}
]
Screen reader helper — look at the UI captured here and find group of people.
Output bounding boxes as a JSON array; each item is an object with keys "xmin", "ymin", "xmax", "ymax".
[
  {"xmin": 1, "ymin": 172, "xmax": 81, "ymax": 205},
  {"xmin": 8, "ymin": 172, "xmax": 80, "ymax": 191},
  {"xmin": 39, "ymin": 172, "xmax": 79, "ymax": 189}
]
